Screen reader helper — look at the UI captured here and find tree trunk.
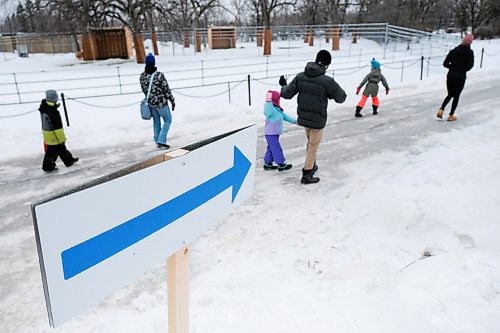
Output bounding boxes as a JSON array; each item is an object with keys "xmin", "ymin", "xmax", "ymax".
[
  {"xmin": 263, "ymin": 28, "xmax": 272, "ymax": 55},
  {"xmin": 152, "ymin": 31, "xmax": 159, "ymax": 55},
  {"xmin": 133, "ymin": 32, "xmax": 146, "ymax": 64},
  {"xmin": 195, "ymin": 30, "xmax": 202, "ymax": 52},
  {"xmin": 332, "ymin": 28, "xmax": 340, "ymax": 51},
  {"xmin": 184, "ymin": 31, "xmax": 190, "ymax": 48},
  {"xmin": 71, "ymin": 31, "xmax": 81, "ymax": 53}
]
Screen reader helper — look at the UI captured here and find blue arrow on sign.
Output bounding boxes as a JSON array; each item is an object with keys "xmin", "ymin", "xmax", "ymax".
[{"xmin": 61, "ymin": 146, "xmax": 251, "ymax": 280}]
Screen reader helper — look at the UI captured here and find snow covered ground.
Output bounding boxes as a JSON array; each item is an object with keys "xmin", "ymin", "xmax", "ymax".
[{"xmin": 1, "ymin": 37, "xmax": 500, "ymax": 332}]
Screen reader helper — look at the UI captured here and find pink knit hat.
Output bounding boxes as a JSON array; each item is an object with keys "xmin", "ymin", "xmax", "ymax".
[
  {"xmin": 461, "ymin": 34, "xmax": 474, "ymax": 45},
  {"xmin": 266, "ymin": 90, "xmax": 283, "ymax": 110}
]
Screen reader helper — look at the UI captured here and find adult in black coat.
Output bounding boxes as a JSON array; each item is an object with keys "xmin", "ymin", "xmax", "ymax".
[
  {"xmin": 279, "ymin": 50, "xmax": 346, "ymax": 184},
  {"xmin": 437, "ymin": 34, "xmax": 475, "ymax": 121}
]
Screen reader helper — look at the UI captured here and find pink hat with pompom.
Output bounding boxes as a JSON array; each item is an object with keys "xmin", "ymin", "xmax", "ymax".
[
  {"xmin": 265, "ymin": 90, "xmax": 283, "ymax": 110},
  {"xmin": 461, "ymin": 34, "xmax": 474, "ymax": 45}
]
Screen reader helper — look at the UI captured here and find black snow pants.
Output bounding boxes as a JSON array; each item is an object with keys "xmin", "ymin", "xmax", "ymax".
[{"xmin": 42, "ymin": 143, "xmax": 75, "ymax": 171}]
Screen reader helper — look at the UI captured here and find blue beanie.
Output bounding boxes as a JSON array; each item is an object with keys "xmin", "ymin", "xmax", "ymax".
[
  {"xmin": 371, "ymin": 58, "xmax": 380, "ymax": 69},
  {"xmin": 145, "ymin": 53, "xmax": 155, "ymax": 66}
]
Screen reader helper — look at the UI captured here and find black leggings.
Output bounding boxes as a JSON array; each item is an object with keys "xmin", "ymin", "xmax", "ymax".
[{"xmin": 441, "ymin": 77, "xmax": 466, "ymax": 115}]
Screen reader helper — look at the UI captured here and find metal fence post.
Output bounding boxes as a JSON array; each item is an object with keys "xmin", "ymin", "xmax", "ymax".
[
  {"xmin": 480, "ymin": 48, "xmax": 484, "ymax": 68},
  {"xmin": 13, "ymin": 73, "xmax": 21, "ymax": 103},
  {"xmin": 426, "ymin": 57, "xmax": 430, "ymax": 77},
  {"xmin": 201, "ymin": 60, "xmax": 204, "ymax": 86},
  {"xmin": 247, "ymin": 75, "xmax": 251, "ymax": 106},
  {"xmin": 401, "ymin": 61, "xmax": 404, "ymax": 82},
  {"xmin": 420, "ymin": 56, "xmax": 424, "ymax": 80},
  {"xmin": 61, "ymin": 93, "xmax": 70, "ymax": 127},
  {"xmin": 172, "ymin": 32, "xmax": 175, "ymax": 55},
  {"xmin": 383, "ymin": 22, "xmax": 389, "ymax": 59},
  {"xmin": 265, "ymin": 56, "xmax": 269, "ymax": 78},
  {"xmin": 228, "ymin": 82, "xmax": 231, "ymax": 104},
  {"xmin": 288, "ymin": 32, "xmax": 291, "ymax": 57},
  {"xmin": 117, "ymin": 66, "xmax": 123, "ymax": 94}
]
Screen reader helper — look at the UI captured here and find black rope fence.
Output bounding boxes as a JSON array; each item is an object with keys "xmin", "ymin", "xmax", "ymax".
[{"xmin": 0, "ymin": 108, "xmax": 38, "ymax": 118}]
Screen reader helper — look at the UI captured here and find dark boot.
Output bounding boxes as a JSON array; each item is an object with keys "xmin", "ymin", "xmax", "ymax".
[
  {"xmin": 301, "ymin": 168, "xmax": 320, "ymax": 184},
  {"xmin": 42, "ymin": 158, "xmax": 57, "ymax": 172},
  {"xmin": 372, "ymin": 105, "xmax": 378, "ymax": 115},
  {"xmin": 277, "ymin": 162, "xmax": 292, "ymax": 171},
  {"xmin": 263, "ymin": 162, "xmax": 278, "ymax": 170},
  {"xmin": 312, "ymin": 163, "xmax": 318, "ymax": 175},
  {"xmin": 355, "ymin": 106, "xmax": 363, "ymax": 118}
]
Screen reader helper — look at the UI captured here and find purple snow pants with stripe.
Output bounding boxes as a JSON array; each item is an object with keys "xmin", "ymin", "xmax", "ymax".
[{"xmin": 264, "ymin": 135, "xmax": 285, "ymax": 164}]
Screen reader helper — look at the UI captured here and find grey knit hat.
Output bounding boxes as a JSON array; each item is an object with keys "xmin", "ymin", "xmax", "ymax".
[{"xmin": 45, "ymin": 89, "xmax": 59, "ymax": 103}]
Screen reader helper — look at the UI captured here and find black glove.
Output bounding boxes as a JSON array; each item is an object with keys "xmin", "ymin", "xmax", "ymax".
[{"xmin": 279, "ymin": 75, "xmax": 287, "ymax": 87}]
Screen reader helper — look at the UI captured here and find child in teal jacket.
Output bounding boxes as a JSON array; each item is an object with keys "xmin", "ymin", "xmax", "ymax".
[{"xmin": 263, "ymin": 90, "xmax": 296, "ymax": 171}]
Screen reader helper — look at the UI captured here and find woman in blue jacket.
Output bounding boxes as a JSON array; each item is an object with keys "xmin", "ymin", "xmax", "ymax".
[{"xmin": 263, "ymin": 90, "xmax": 296, "ymax": 171}]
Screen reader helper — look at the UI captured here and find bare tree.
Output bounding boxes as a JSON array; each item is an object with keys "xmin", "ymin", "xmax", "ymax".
[
  {"xmin": 299, "ymin": 0, "xmax": 321, "ymax": 25},
  {"xmin": 258, "ymin": 0, "xmax": 295, "ymax": 55},
  {"xmin": 460, "ymin": 0, "xmax": 491, "ymax": 33},
  {"xmin": 189, "ymin": 0, "xmax": 220, "ymax": 29}
]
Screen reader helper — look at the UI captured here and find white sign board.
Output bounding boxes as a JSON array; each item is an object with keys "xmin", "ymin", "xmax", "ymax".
[{"xmin": 32, "ymin": 125, "xmax": 257, "ymax": 327}]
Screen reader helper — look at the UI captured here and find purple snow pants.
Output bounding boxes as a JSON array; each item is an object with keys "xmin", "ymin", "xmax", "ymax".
[{"xmin": 264, "ymin": 135, "xmax": 285, "ymax": 164}]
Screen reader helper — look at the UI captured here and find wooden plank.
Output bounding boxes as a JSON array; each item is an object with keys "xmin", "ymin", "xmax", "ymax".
[{"xmin": 167, "ymin": 245, "xmax": 189, "ymax": 333}]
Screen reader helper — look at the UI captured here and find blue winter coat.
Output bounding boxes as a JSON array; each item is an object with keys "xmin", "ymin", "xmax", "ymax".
[{"xmin": 264, "ymin": 102, "xmax": 296, "ymax": 135}]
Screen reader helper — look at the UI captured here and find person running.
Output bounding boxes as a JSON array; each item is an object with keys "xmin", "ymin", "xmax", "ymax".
[
  {"xmin": 279, "ymin": 50, "xmax": 346, "ymax": 184},
  {"xmin": 437, "ymin": 34, "xmax": 474, "ymax": 121}
]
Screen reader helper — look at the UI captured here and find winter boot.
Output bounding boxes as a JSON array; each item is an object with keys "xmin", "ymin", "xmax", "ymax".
[
  {"xmin": 355, "ymin": 106, "xmax": 363, "ymax": 118},
  {"xmin": 447, "ymin": 114, "xmax": 457, "ymax": 122},
  {"xmin": 372, "ymin": 105, "xmax": 378, "ymax": 115},
  {"xmin": 312, "ymin": 163, "xmax": 318, "ymax": 175},
  {"xmin": 277, "ymin": 162, "xmax": 292, "ymax": 171},
  {"xmin": 263, "ymin": 162, "xmax": 278, "ymax": 170},
  {"xmin": 157, "ymin": 143, "xmax": 171, "ymax": 149},
  {"xmin": 436, "ymin": 108, "xmax": 444, "ymax": 119},
  {"xmin": 301, "ymin": 168, "xmax": 320, "ymax": 184},
  {"xmin": 43, "ymin": 166, "xmax": 58, "ymax": 172},
  {"xmin": 42, "ymin": 157, "xmax": 57, "ymax": 171},
  {"xmin": 65, "ymin": 157, "xmax": 79, "ymax": 167}
]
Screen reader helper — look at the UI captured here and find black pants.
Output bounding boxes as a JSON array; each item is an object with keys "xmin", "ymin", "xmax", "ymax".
[
  {"xmin": 42, "ymin": 143, "xmax": 75, "ymax": 171},
  {"xmin": 441, "ymin": 77, "xmax": 466, "ymax": 115}
]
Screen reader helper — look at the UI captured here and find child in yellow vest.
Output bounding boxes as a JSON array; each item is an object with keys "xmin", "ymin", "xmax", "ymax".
[{"xmin": 39, "ymin": 89, "xmax": 79, "ymax": 172}]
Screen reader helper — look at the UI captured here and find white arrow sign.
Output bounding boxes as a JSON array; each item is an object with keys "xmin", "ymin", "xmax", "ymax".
[{"xmin": 32, "ymin": 125, "xmax": 257, "ymax": 327}]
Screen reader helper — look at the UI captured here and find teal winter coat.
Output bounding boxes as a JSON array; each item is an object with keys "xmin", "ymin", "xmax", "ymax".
[{"xmin": 264, "ymin": 102, "xmax": 296, "ymax": 135}]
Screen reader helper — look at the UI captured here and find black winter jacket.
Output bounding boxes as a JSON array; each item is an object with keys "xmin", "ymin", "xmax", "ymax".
[
  {"xmin": 443, "ymin": 44, "xmax": 474, "ymax": 80},
  {"xmin": 281, "ymin": 62, "xmax": 346, "ymax": 129},
  {"xmin": 39, "ymin": 99, "xmax": 66, "ymax": 145}
]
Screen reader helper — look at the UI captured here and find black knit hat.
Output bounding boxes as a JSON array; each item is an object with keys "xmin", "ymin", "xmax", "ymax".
[{"xmin": 315, "ymin": 50, "xmax": 332, "ymax": 66}]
